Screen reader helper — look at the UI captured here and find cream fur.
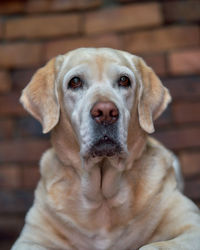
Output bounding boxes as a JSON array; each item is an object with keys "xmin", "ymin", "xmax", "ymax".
[{"xmin": 12, "ymin": 48, "xmax": 200, "ymax": 250}]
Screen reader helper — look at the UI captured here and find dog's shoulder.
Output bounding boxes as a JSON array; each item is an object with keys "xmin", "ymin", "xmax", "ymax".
[
  {"xmin": 145, "ymin": 136, "xmax": 184, "ymax": 192},
  {"xmin": 39, "ymin": 148, "xmax": 60, "ymax": 178},
  {"xmin": 145, "ymin": 136, "xmax": 174, "ymax": 166}
]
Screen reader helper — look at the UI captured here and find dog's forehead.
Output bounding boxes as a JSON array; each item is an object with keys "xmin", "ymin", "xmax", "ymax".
[{"xmin": 60, "ymin": 48, "xmax": 136, "ymax": 73}]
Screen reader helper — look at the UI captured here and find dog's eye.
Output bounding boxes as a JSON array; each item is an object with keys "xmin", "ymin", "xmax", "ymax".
[
  {"xmin": 68, "ymin": 77, "xmax": 83, "ymax": 89},
  {"xmin": 118, "ymin": 76, "xmax": 131, "ymax": 88}
]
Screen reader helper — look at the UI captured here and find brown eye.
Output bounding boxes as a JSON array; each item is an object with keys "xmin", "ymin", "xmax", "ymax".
[
  {"xmin": 68, "ymin": 77, "xmax": 83, "ymax": 89},
  {"xmin": 118, "ymin": 76, "xmax": 131, "ymax": 88}
]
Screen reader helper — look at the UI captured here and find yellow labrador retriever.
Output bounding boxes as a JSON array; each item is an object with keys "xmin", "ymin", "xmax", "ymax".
[{"xmin": 12, "ymin": 48, "xmax": 200, "ymax": 250}]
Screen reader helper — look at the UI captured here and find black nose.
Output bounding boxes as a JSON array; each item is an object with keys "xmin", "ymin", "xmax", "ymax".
[{"xmin": 90, "ymin": 101, "xmax": 119, "ymax": 125}]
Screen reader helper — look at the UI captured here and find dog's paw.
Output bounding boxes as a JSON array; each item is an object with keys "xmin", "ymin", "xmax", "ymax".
[
  {"xmin": 139, "ymin": 246, "xmax": 158, "ymax": 250},
  {"xmin": 139, "ymin": 243, "xmax": 171, "ymax": 250}
]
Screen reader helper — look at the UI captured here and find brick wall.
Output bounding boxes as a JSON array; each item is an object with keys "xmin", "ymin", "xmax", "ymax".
[{"xmin": 0, "ymin": 0, "xmax": 200, "ymax": 249}]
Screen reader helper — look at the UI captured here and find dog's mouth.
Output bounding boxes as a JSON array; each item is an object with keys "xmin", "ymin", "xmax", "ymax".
[
  {"xmin": 82, "ymin": 113, "xmax": 124, "ymax": 158},
  {"xmin": 90, "ymin": 135, "xmax": 122, "ymax": 157}
]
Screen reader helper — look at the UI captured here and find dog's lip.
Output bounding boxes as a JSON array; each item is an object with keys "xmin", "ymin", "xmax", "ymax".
[
  {"xmin": 93, "ymin": 135, "xmax": 117, "ymax": 147},
  {"xmin": 89, "ymin": 135, "xmax": 121, "ymax": 157},
  {"xmin": 95, "ymin": 135, "xmax": 114, "ymax": 144}
]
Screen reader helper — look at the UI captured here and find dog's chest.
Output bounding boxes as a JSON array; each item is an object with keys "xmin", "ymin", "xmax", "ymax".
[
  {"xmin": 92, "ymin": 230, "xmax": 120, "ymax": 250},
  {"xmin": 80, "ymin": 172, "xmax": 133, "ymax": 228},
  {"xmin": 90, "ymin": 228, "xmax": 131, "ymax": 250},
  {"xmin": 69, "ymin": 211, "xmax": 151, "ymax": 250},
  {"xmin": 75, "ymin": 187, "xmax": 142, "ymax": 249}
]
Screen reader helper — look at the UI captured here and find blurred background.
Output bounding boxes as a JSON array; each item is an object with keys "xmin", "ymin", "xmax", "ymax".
[{"xmin": 0, "ymin": 0, "xmax": 200, "ymax": 249}]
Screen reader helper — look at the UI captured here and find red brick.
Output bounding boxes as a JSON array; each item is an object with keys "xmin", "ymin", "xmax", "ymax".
[
  {"xmin": 11, "ymin": 68, "xmax": 36, "ymax": 91},
  {"xmin": 0, "ymin": 190, "xmax": 33, "ymax": 213},
  {"xmin": 0, "ymin": 215, "xmax": 24, "ymax": 237},
  {"xmin": 84, "ymin": 3, "xmax": 162, "ymax": 34},
  {"xmin": 154, "ymin": 127, "xmax": 200, "ymax": 150},
  {"xmin": 45, "ymin": 34, "xmax": 122, "ymax": 59},
  {"xmin": 124, "ymin": 26, "xmax": 199, "ymax": 54},
  {"xmin": 169, "ymin": 49, "xmax": 200, "ymax": 75},
  {"xmin": 163, "ymin": 76, "xmax": 200, "ymax": 101},
  {"xmin": 0, "ymin": 241, "xmax": 14, "ymax": 250},
  {"xmin": 164, "ymin": 1, "xmax": 200, "ymax": 22},
  {"xmin": 26, "ymin": 0, "xmax": 102, "ymax": 13},
  {"xmin": 0, "ymin": 1, "xmax": 24, "ymax": 14},
  {"xmin": 0, "ymin": 119, "xmax": 14, "ymax": 139},
  {"xmin": 184, "ymin": 178, "xmax": 200, "ymax": 201},
  {"xmin": 0, "ymin": 215, "xmax": 24, "ymax": 249},
  {"xmin": 142, "ymin": 54, "xmax": 167, "ymax": 76},
  {"xmin": 0, "ymin": 70, "xmax": 12, "ymax": 94},
  {"xmin": 118, "ymin": 0, "xmax": 138, "ymax": 2},
  {"xmin": 179, "ymin": 151, "xmax": 200, "ymax": 177},
  {"xmin": 154, "ymin": 105, "xmax": 172, "ymax": 127},
  {"xmin": 0, "ymin": 19, "xmax": 3, "ymax": 38},
  {"xmin": 22, "ymin": 166, "xmax": 40, "ymax": 189},
  {"xmin": 0, "ymin": 139, "xmax": 50, "ymax": 163},
  {"xmin": 173, "ymin": 102, "xmax": 200, "ymax": 124},
  {"xmin": 0, "ymin": 165, "xmax": 21, "ymax": 189},
  {"xmin": 0, "ymin": 93, "xmax": 26, "ymax": 117},
  {"xmin": 5, "ymin": 14, "xmax": 80, "ymax": 40},
  {"xmin": 15, "ymin": 117, "xmax": 44, "ymax": 138},
  {"xmin": 0, "ymin": 43, "xmax": 42, "ymax": 69}
]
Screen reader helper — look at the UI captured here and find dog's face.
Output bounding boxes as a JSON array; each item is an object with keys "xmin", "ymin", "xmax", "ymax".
[
  {"xmin": 59, "ymin": 48, "xmax": 137, "ymax": 158},
  {"xmin": 20, "ymin": 48, "xmax": 171, "ymax": 160}
]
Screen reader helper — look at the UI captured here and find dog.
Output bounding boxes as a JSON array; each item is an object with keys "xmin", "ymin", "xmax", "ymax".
[{"xmin": 12, "ymin": 48, "xmax": 200, "ymax": 250}]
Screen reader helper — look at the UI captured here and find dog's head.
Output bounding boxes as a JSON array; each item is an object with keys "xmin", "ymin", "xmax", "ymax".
[{"xmin": 20, "ymin": 48, "xmax": 171, "ymax": 160}]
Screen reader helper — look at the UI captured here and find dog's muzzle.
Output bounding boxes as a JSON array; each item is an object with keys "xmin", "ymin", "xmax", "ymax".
[{"xmin": 89, "ymin": 101, "xmax": 122, "ymax": 157}]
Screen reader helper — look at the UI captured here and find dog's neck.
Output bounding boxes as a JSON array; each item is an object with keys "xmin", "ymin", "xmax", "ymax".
[{"xmin": 80, "ymin": 156, "xmax": 125, "ymax": 204}]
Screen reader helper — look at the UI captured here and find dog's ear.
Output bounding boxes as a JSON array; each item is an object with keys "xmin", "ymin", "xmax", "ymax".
[
  {"xmin": 136, "ymin": 57, "xmax": 171, "ymax": 134},
  {"xmin": 20, "ymin": 58, "xmax": 60, "ymax": 134}
]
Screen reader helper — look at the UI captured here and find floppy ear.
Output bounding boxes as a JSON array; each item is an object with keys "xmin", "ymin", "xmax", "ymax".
[
  {"xmin": 137, "ymin": 57, "xmax": 171, "ymax": 134},
  {"xmin": 20, "ymin": 58, "xmax": 60, "ymax": 134}
]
